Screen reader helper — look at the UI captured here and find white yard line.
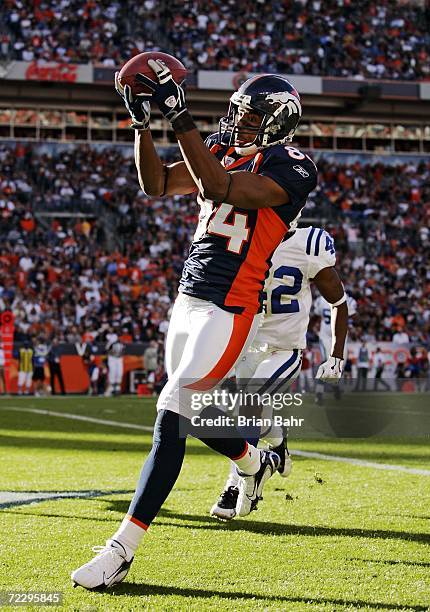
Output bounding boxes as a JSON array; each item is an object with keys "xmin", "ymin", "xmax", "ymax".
[
  {"xmin": 1, "ymin": 406, "xmax": 154, "ymax": 432},
  {"xmin": 2, "ymin": 406, "xmax": 429, "ymax": 476},
  {"xmin": 0, "ymin": 489, "xmax": 131, "ymax": 510},
  {"xmin": 293, "ymin": 450, "xmax": 430, "ymax": 476}
]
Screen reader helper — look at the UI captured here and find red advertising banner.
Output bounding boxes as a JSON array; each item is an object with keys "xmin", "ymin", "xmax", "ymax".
[
  {"xmin": 25, "ymin": 61, "xmax": 78, "ymax": 83},
  {"xmin": 1, "ymin": 310, "xmax": 14, "ymax": 393}
]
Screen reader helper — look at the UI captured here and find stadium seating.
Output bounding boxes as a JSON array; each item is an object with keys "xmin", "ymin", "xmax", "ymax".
[{"xmin": 1, "ymin": 0, "xmax": 429, "ymax": 80}]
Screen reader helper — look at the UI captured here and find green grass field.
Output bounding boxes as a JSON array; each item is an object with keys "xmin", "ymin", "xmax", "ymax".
[{"xmin": 0, "ymin": 396, "xmax": 429, "ymax": 611}]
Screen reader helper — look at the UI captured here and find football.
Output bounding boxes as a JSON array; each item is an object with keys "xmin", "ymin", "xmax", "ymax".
[{"xmin": 117, "ymin": 51, "xmax": 187, "ymax": 95}]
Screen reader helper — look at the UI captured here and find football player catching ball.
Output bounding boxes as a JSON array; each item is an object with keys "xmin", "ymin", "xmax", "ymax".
[{"xmin": 72, "ymin": 59, "xmax": 318, "ymax": 589}]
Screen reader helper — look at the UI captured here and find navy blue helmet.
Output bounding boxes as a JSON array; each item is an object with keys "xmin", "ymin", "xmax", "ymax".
[{"xmin": 219, "ymin": 74, "xmax": 302, "ymax": 155}]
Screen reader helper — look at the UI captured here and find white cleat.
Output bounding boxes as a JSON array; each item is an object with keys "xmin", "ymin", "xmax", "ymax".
[
  {"xmin": 71, "ymin": 539, "xmax": 133, "ymax": 590},
  {"xmin": 236, "ymin": 450, "xmax": 280, "ymax": 517}
]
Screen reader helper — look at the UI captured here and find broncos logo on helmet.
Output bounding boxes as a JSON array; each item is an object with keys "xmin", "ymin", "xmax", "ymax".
[{"xmin": 219, "ymin": 74, "xmax": 302, "ymax": 155}]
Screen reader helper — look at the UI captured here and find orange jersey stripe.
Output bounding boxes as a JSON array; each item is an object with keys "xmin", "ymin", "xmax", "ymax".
[
  {"xmin": 224, "ymin": 207, "xmax": 288, "ymax": 313},
  {"xmin": 210, "ymin": 143, "xmax": 223, "ymax": 155},
  {"xmin": 185, "ymin": 311, "xmax": 254, "ymax": 391}
]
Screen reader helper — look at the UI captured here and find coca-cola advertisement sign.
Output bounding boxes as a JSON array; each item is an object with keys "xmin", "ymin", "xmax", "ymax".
[
  {"xmin": 0, "ymin": 60, "xmax": 93, "ymax": 83},
  {"xmin": 25, "ymin": 61, "xmax": 78, "ymax": 83}
]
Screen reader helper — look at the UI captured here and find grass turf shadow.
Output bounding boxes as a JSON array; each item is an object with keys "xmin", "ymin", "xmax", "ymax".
[
  {"xmin": 6, "ymin": 507, "xmax": 429, "ymax": 546},
  {"xmin": 96, "ymin": 504, "xmax": 430, "ymax": 546},
  {"xmin": 106, "ymin": 582, "xmax": 428, "ymax": 611},
  {"xmin": 151, "ymin": 509, "xmax": 430, "ymax": 545}
]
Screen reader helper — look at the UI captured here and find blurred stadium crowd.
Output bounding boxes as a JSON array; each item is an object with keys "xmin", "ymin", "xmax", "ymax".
[
  {"xmin": 1, "ymin": 143, "xmax": 429, "ymax": 357},
  {"xmin": 1, "ymin": 0, "xmax": 429, "ymax": 80}
]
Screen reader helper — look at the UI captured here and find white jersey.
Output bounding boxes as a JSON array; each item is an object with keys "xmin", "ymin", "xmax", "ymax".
[
  {"xmin": 314, "ymin": 294, "xmax": 357, "ymax": 341},
  {"xmin": 253, "ymin": 227, "xmax": 336, "ymax": 350}
]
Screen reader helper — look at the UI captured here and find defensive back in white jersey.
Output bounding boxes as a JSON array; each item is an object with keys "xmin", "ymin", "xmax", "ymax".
[{"xmin": 254, "ymin": 226, "xmax": 336, "ymax": 350}]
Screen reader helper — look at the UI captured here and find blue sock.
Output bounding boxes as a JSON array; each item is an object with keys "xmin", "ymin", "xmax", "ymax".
[{"xmin": 127, "ymin": 409, "xmax": 188, "ymax": 527}]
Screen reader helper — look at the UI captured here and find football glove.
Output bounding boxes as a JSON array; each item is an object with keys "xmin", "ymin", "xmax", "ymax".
[
  {"xmin": 135, "ymin": 59, "xmax": 187, "ymax": 124},
  {"xmin": 115, "ymin": 71, "xmax": 151, "ymax": 130},
  {"xmin": 315, "ymin": 356, "xmax": 344, "ymax": 384}
]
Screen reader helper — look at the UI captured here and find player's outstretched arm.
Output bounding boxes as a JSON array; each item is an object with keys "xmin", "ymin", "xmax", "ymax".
[
  {"xmin": 115, "ymin": 71, "xmax": 196, "ymax": 197},
  {"xmin": 134, "ymin": 131, "xmax": 196, "ymax": 197},
  {"xmin": 313, "ymin": 266, "xmax": 348, "ymax": 359},
  {"xmin": 139, "ymin": 60, "xmax": 288, "ymax": 209}
]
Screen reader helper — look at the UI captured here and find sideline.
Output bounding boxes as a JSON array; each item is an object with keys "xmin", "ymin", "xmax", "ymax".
[{"xmin": 0, "ymin": 489, "xmax": 132, "ymax": 510}]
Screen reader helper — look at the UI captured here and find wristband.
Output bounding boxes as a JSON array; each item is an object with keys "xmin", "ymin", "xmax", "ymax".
[
  {"xmin": 172, "ymin": 110, "xmax": 196, "ymax": 134},
  {"xmin": 131, "ymin": 123, "xmax": 149, "ymax": 131},
  {"xmin": 331, "ymin": 294, "xmax": 346, "ymax": 307}
]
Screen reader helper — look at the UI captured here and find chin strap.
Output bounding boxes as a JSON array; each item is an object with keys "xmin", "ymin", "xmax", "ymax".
[
  {"xmin": 234, "ymin": 143, "xmax": 259, "ymax": 156},
  {"xmin": 234, "ymin": 134, "xmax": 293, "ymax": 156}
]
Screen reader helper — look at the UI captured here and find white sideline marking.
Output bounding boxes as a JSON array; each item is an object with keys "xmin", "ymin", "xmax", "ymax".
[
  {"xmin": 1, "ymin": 406, "xmax": 154, "ymax": 432},
  {"xmin": 293, "ymin": 450, "xmax": 430, "ymax": 476},
  {"xmin": 0, "ymin": 489, "xmax": 130, "ymax": 509},
  {"xmin": 2, "ymin": 406, "xmax": 429, "ymax": 476}
]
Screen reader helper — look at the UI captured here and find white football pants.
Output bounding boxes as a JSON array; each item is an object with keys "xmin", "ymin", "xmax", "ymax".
[
  {"xmin": 236, "ymin": 345, "xmax": 302, "ymax": 392},
  {"xmin": 108, "ymin": 356, "xmax": 124, "ymax": 385},
  {"xmin": 236, "ymin": 345, "xmax": 302, "ymax": 441},
  {"xmin": 18, "ymin": 371, "xmax": 33, "ymax": 390},
  {"xmin": 157, "ymin": 293, "xmax": 261, "ymax": 419}
]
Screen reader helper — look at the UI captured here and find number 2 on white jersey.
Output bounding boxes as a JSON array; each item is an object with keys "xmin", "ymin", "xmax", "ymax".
[
  {"xmin": 268, "ymin": 265, "xmax": 303, "ymax": 314},
  {"xmin": 208, "ymin": 203, "xmax": 250, "ymax": 254}
]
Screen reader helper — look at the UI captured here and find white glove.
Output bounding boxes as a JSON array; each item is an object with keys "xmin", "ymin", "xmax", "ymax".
[{"xmin": 315, "ymin": 356, "xmax": 344, "ymax": 384}]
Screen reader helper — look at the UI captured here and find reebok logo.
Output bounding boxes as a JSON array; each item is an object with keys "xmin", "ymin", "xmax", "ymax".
[{"xmin": 293, "ymin": 165, "xmax": 309, "ymax": 178}]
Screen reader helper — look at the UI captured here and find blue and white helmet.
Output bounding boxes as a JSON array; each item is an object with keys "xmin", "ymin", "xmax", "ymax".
[{"xmin": 219, "ymin": 74, "xmax": 302, "ymax": 155}]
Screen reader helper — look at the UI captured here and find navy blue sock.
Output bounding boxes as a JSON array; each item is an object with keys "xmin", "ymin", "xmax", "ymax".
[
  {"xmin": 237, "ymin": 399, "xmax": 261, "ymax": 448},
  {"xmin": 127, "ymin": 409, "xmax": 188, "ymax": 527},
  {"xmin": 243, "ymin": 434, "xmax": 260, "ymax": 447},
  {"xmin": 197, "ymin": 405, "xmax": 249, "ymax": 459}
]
